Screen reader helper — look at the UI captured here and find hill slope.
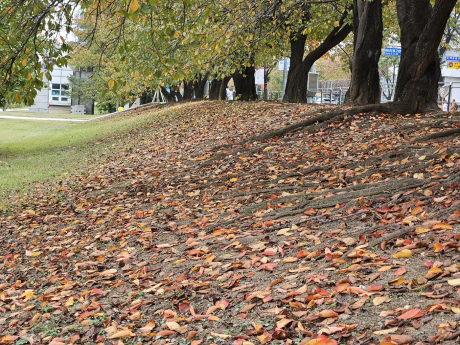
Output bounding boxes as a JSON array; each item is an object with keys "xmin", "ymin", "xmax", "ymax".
[{"xmin": 1, "ymin": 101, "xmax": 460, "ymax": 345}]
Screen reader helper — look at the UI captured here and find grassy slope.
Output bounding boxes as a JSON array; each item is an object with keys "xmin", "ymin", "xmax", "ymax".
[{"xmin": 0, "ymin": 104, "xmax": 176, "ymax": 201}]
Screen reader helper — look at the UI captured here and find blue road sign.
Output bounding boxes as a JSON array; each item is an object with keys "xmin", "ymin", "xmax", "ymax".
[
  {"xmin": 384, "ymin": 47, "xmax": 401, "ymax": 57},
  {"xmin": 446, "ymin": 56, "xmax": 460, "ymax": 62}
]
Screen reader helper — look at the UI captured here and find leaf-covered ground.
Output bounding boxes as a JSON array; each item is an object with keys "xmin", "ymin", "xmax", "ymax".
[{"xmin": 2, "ymin": 101, "xmax": 460, "ymax": 345}]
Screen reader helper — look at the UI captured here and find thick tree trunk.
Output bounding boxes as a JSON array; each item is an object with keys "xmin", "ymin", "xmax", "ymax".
[
  {"xmin": 233, "ymin": 66, "xmax": 257, "ymax": 101},
  {"xmin": 172, "ymin": 87, "xmax": 183, "ymax": 102},
  {"xmin": 346, "ymin": 0, "xmax": 382, "ymax": 105},
  {"xmin": 183, "ymin": 80, "xmax": 194, "ymax": 100},
  {"xmin": 394, "ymin": 0, "xmax": 457, "ymax": 113},
  {"xmin": 283, "ymin": 10, "xmax": 352, "ymax": 103},
  {"xmin": 160, "ymin": 86, "xmax": 175, "ymax": 102},
  {"xmin": 219, "ymin": 76, "xmax": 231, "ymax": 100},
  {"xmin": 193, "ymin": 74, "xmax": 208, "ymax": 99},
  {"xmin": 209, "ymin": 79, "xmax": 222, "ymax": 100}
]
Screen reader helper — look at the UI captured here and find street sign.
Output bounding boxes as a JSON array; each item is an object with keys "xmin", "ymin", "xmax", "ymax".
[
  {"xmin": 446, "ymin": 56, "xmax": 460, "ymax": 62},
  {"xmin": 278, "ymin": 58, "xmax": 290, "ymax": 71},
  {"xmin": 447, "ymin": 62, "xmax": 460, "ymax": 69},
  {"xmin": 384, "ymin": 47, "xmax": 401, "ymax": 57},
  {"xmin": 255, "ymin": 69, "xmax": 264, "ymax": 84}
]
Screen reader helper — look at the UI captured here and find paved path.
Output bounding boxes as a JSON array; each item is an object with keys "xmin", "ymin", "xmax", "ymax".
[
  {"xmin": 0, "ymin": 115, "xmax": 90, "ymax": 122},
  {"xmin": 0, "ymin": 110, "xmax": 132, "ymax": 122}
]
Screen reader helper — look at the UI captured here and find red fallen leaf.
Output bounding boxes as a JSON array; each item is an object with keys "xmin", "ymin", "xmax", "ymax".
[
  {"xmin": 186, "ymin": 331, "xmax": 198, "ymax": 340},
  {"xmin": 349, "ymin": 286, "xmax": 367, "ymax": 295},
  {"xmin": 296, "ymin": 250, "xmax": 310, "ymax": 258},
  {"xmin": 262, "ymin": 248, "xmax": 277, "ymax": 256},
  {"xmin": 325, "ymin": 248, "xmax": 332, "ymax": 261},
  {"xmin": 179, "ymin": 302, "xmax": 190, "ymax": 314},
  {"xmin": 188, "ymin": 249, "xmax": 203, "ymax": 256},
  {"xmin": 304, "ymin": 208, "xmax": 316, "ymax": 216},
  {"xmin": 318, "ymin": 310, "xmax": 338, "ymax": 318},
  {"xmin": 432, "ymin": 223, "xmax": 453, "ymax": 230},
  {"xmin": 394, "ymin": 268, "xmax": 407, "ymax": 276},
  {"xmin": 257, "ymin": 263, "xmax": 277, "ymax": 271},
  {"xmin": 201, "ymin": 217, "xmax": 209, "ymax": 224},
  {"xmin": 157, "ymin": 330, "xmax": 176, "ymax": 336},
  {"xmin": 240, "ymin": 313, "xmax": 247, "ymax": 319},
  {"xmin": 424, "ymin": 260, "xmax": 433, "ymax": 267},
  {"xmin": 90, "ymin": 288, "xmax": 103, "ymax": 295},
  {"xmin": 176, "ymin": 274, "xmax": 187, "ymax": 282},
  {"xmin": 367, "ymin": 285, "xmax": 383, "ymax": 292},
  {"xmin": 190, "ymin": 340, "xmax": 203, "ymax": 345},
  {"xmin": 215, "ymin": 300, "xmax": 229, "ymax": 310},
  {"xmin": 333, "ymin": 283, "xmax": 350, "ymax": 292},
  {"xmin": 433, "ymin": 243, "xmax": 444, "ymax": 252},
  {"xmin": 77, "ymin": 311, "xmax": 94, "ymax": 322},
  {"xmin": 397, "ymin": 308, "xmax": 424, "ymax": 320}
]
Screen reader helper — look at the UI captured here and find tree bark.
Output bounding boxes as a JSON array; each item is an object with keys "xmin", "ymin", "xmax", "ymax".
[
  {"xmin": 283, "ymin": 9, "xmax": 352, "ymax": 103},
  {"xmin": 160, "ymin": 86, "xmax": 175, "ymax": 102},
  {"xmin": 233, "ymin": 65, "xmax": 257, "ymax": 101},
  {"xmin": 394, "ymin": 0, "xmax": 457, "ymax": 113},
  {"xmin": 219, "ymin": 76, "xmax": 231, "ymax": 100},
  {"xmin": 346, "ymin": 0, "xmax": 383, "ymax": 105},
  {"xmin": 183, "ymin": 80, "xmax": 194, "ymax": 100},
  {"xmin": 193, "ymin": 74, "xmax": 208, "ymax": 99},
  {"xmin": 209, "ymin": 79, "xmax": 222, "ymax": 100}
]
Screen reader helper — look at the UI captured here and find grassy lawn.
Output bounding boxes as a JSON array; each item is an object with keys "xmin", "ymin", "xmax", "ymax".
[{"xmin": 0, "ymin": 104, "xmax": 178, "ymax": 203}]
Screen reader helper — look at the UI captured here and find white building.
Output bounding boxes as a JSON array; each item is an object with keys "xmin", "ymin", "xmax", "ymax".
[
  {"xmin": 29, "ymin": 65, "xmax": 73, "ymax": 114},
  {"xmin": 441, "ymin": 50, "xmax": 460, "ymax": 104}
]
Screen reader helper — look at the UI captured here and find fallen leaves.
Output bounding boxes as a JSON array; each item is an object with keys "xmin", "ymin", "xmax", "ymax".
[{"xmin": 2, "ymin": 102, "xmax": 460, "ymax": 345}]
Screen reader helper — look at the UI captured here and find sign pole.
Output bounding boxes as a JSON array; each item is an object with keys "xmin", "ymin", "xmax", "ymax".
[{"xmin": 281, "ymin": 57, "xmax": 288, "ymax": 101}]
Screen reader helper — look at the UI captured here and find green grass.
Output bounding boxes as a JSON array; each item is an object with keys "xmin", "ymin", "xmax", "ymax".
[{"xmin": 0, "ymin": 105, "xmax": 177, "ymax": 204}]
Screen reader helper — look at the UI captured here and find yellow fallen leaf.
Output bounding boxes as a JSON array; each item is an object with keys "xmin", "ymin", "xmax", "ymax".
[
  {"xmin": 452, "ymin": 307, "xmax": 460, "ymax": 314},
  {"xmin": 109, "ymin": 330, "xmax": 135, "ymax": 339},
  {"xmin": 415, "ymin": 227, "xmax": 430, "ymax": 234},
  {"xmin": 65, "ymin": 297, "xmax": 74, "ymax": 307},
  {"xmin": 448, "ymin": 278, "xmax": 460, "ymax": 286},
  {"xmin": 229, "ymin": 178, "xmax": 237, "ymax": 182},
  {"xmin": 263, "ymin": 146, "xmax": 273, "ymax": 152},
  {"xmin": 373, "ymin": 327, "xmax": 398, "ymax": 335},
  {"xmin": 425, "ymin": 267, "xmax": 442, "ymax": 279},
  {"xmin": 210, "ymin": 332, "xmax": 232, "ymax": 339},
  {"xmin": 392, "ymin": 249, "xmax": 413, "ymax": 258},
  {"xmin": 277, "ymin": 228, "xmax": 291, "ymax": 236}
]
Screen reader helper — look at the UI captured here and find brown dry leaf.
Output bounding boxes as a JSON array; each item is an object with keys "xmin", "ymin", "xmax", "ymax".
[{"xmin": 373, "ymin": 296, "xmax": 391, "ymax": 306}]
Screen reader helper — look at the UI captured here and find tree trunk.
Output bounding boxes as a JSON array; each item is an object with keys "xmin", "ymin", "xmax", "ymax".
[
  {"xmin": 219, "ymin": 76, "xmax": 231, "ymax": 100},
  {"xmin": 394, "ymin": 0, "xmax": 456, "ymax": 113},
  {"xmin": 183, "ymin": 80, "xmax": 194, "ymax": 100},
  {"xmin": 160, "ymin": 86, "xmax": 175, "ymax": 102},
  {"xmin": 283, "ymin": 9, "xmax": 352, "ymax": 103},
  {"xmin": 263, "ymin": 67, "xmax": 271, "ymax": 101},
  {"xmin": 172, "ymin": 87, "xmax": 183, "ymax": 102},
  {"xmin": 209, "ymin": 79, "xmax": 222, "ymax": 100},
  {"xmin": 233, "ymin": 66, "xmax": 257, "ymax": 101},
  {"xmin": 193, "ymin": 74, "xmax": 208, "ymax": 99},
  {"xmin": 346, "ymin": 0, "xmax": 383, "ymax": 105}
]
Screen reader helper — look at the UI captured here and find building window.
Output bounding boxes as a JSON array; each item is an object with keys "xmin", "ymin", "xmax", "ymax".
[{"xmin": 50, "ymin": 84, "xmax": 70, "ymax": 103}]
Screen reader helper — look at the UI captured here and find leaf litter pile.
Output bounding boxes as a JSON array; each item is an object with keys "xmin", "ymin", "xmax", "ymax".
[{"xmin": 3, "ymin": 101, "xmax": 460, "ymax": 345}]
